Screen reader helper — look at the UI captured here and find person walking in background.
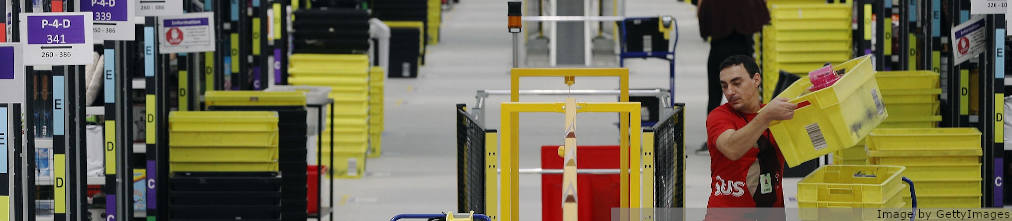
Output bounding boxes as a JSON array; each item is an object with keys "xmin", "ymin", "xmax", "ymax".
[{"xmin": 695, "ymin": 0, "xmax": 771, "ymax": 154}]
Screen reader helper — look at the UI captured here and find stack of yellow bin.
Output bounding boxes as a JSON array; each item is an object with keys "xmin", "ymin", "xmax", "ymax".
[
  {"xmin": 368, "ymin": 67, "xmax": 385, "ymax": 158},
  {"xmin": 427, "ymin": 0, "xmax": 441, "ymax": 44},
  {"xmin": 876, "ymin": 71, "xmax": 943, "ymax": 127},
  {"xmin": 867, "ymin": 128, "xmax": 982, "ymax": 208},
  {"xmin": 288, "ymin": 54, "xmax": 370, "ymax": 178},
  {"xmin": 797, "ymin": 165, "xmax": 909, "ymax": 220},
  {"xmin": 168, "ymin": 111, "xmax": 280, "ymax": 172},
  {"xmin": 760, "ymin": 2, "xmax": 852, "ymax": 102},
  {"xmin": 833, "ymin": 71, "xmax": 941, "ymax": 165}
]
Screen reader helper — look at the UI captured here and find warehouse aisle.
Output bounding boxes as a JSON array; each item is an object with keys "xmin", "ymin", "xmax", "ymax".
[{"xmin": 330, "ymin": 0, "xmax": 735, "ymax": 220}]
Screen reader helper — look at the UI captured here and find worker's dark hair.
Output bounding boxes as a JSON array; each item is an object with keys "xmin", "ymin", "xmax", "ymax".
[{"xmin": 718, "ymin": 55, "xmax": 761, "ymax": 79}]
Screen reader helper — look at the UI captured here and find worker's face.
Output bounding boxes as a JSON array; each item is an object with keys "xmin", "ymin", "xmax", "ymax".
[{"xmin": 719, "ymin": 65, "xmax": 761, "ymax": 112}]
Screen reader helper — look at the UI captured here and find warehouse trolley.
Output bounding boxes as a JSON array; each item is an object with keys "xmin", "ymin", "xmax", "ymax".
[
  {"xmin": 454, "ymin": 68, "xmax": 685, "ymax": 221},
  {"xmin": 617, "ymin": 16, "xmax": 678, "ymax": 105}
]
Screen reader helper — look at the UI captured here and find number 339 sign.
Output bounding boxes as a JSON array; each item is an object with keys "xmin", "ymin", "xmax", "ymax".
[{"xmin": 19, "ymin": 12, "xmax": 94, "ymax": 66}]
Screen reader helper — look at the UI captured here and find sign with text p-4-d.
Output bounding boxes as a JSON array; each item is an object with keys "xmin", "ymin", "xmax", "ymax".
[
  {"xmin": 158, "ymin": 12, "xmax": 214, "ymax": 54},
  {"xmin": 79, "ymin": 0, "xmax": 136, "ymax": 41},
  {"xmin": 19, "ymin": 12, "xmax": 94, "ymax": 66}
]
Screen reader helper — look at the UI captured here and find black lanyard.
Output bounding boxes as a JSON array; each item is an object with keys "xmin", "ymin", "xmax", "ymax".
[{"xmin": 733, "ymin": 110, "xmax": 780, "ymax": 207}]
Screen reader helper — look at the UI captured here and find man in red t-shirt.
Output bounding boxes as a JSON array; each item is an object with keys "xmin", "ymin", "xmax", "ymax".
[{"xmin": 705, "ymin": 55, "xmax": 796, "ymax": 218}]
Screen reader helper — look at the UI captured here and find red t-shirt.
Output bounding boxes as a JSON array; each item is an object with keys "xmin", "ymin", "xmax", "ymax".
[{"xmin": 705, "ymin": 103, "xmax": 785, "ymax": 208}]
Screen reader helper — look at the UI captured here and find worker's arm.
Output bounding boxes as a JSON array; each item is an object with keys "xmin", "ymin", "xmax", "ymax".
[{"xmin": 713, "ymin": 98, "xmax": 796, "ymax": 160}]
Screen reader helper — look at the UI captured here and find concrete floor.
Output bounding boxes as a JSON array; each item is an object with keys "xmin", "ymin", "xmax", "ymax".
[{"xmin": 331, "ymin": 0, "xmax": 802, "ymax": 220}]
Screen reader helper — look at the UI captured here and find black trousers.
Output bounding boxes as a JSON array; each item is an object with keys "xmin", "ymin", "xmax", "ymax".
[{"xmin": 706, "ymin": 33, "xmax": 756, "ymax": 114}]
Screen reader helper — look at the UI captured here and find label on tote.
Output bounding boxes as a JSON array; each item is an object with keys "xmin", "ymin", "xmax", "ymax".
[
  {"xmin": 80, "ymin": 0, "xmax": 135, "ymax": 41},
  {"xmin": 159, "ymin": 12, "xmax": 215, "ymax": 53},
  {"xmin": 20, "ymin": 12, "xmax": 94, "ymax": 65}
]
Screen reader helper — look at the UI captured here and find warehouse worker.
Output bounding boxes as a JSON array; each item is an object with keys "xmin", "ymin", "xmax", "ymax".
[
  {"xmin": 695, "ymin": 0, "xmax": 771, "ymax": 154},
  {"xmin": 705, "ymin": 55, "xmax": 794, "ymax": 217}
]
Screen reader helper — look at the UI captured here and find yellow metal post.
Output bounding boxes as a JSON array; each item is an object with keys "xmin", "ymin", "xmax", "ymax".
[
  {"xmin": 499, "ymin": 102, "xmax": 641, "ymax": 221},
  {"xmin": 484, "ymin": 131, "xmax": 499, "ymax": 221},
  {"xmin": 507, "ymin": 67, "xmax": 633, "ymax": 209},
  {"xmin": 642, "ymin": 131, "xmax": 654, "ymax": 208}
]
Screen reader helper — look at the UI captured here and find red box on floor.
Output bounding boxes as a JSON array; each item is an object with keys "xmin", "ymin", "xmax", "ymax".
[{"xmin": 541, "ymin": 145, "xmax": 621, "ymax": 221}]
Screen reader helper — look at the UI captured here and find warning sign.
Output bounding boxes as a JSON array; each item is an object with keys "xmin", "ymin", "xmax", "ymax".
[
  {"xmin": 158, "ymin": 12, "xmax": 213, "ymax": 54},
  {"xmin": 165, "ymin": 27, "xmax": 182, "ymax": 45},
  {"xmin": 951, "ymin": 16, "xmax": 986, "ymax": 65}
]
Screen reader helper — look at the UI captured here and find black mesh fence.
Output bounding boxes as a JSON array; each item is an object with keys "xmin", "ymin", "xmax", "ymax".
[
  {"xmin": 456, "ymin": 104, "xmax": 486, "ymax": 214},
  {"xmin": 653, "ymin": 103, "xmax": 685, "ymax": 208}
]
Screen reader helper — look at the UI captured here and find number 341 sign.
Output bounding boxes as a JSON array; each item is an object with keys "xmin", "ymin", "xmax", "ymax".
[{"xmin": 19, "ymin": 12, "xmax": 95, "ymax": 66}]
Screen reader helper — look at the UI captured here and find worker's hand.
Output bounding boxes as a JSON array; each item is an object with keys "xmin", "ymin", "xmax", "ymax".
[{"xmin": 760, "ymin": 97, "xmax": 796, "ymax": 122}]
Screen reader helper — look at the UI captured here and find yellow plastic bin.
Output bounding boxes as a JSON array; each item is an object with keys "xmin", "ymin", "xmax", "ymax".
[
  {"xmin": 884, "ymin": 164, "xmax": 982, "ymax": 180},
  {"xmin": 168, "ymin": 111, "xmax": 280, "ymax": 148},
  {"xmin": 880, "ymin": 89, "xmax": 941, "ymax": 103},
  {"xmin": 170, "ymin": 146, "xmax": 279, "ymax": 163},
  {"xmin": 769, "ymin": 4, "xmax": 852, "ymax": 20},
  {"xmin": 904, "ymin": 178, "xmax": 982, "ymax": 196},
  {"xmin": 769, "ymin": 55, "xmax": 885, "ymax": 166},
  {"xmin": 879, "ymin": 115, "xmax": 942, "ymax": 128},
  {"xmin": 875, "ymin": 71, "xmax": 940, "ymax": 90},
  {"xmin": 884, "ymin": 101, "xmax": 940, "ymax": 116},
  {"xmin": 832, "ymin": 144, "xmax": 867, "ymax": 165},
  {"xmin": 905, "ymin": 194, "xmax": 981, "ymax": 208},
  {"xmin": 866, "ymin": 128, "xmax": 981, "ymax": 150},
  {"xmin": 869, "ymin": 155, "xmax": 980, "ymax": 166},
  {"xmin": 322, "ymin": 149, "xmax": 367, "ymax": 179},
  {"xmin": 798, "ymin": 165, "xmax": 909, "ymax": 220},
  {"xmin": 798, "ymin": 165, "xmax": 907, "ymax": 205},
  {"xmin": 205, "ymin": 91, "xmax": 307, "ymax": 107},
  {"xmin": 170, "ymin": 161, "xmax": 279, "ymax": 172}
]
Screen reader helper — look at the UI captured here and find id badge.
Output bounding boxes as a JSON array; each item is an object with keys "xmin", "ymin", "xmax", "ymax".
[{"xmin": 760, "ymin": 173, "xmax": 773, "ymax": 194}]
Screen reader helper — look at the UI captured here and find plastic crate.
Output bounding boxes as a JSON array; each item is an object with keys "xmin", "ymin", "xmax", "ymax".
[
  {"xmin": 330, "ymin": 149, "xmax": 367, "ymax": 179},
  {"xmin": 205, "ymin": 91, "xmax": 307, "ymax": 107},
  {"xmin": 769, "ymin": 56, "xmax": 885, "ymax": 166},
  {"xmin": 797, "ymin": 165, "xmax": 906, "ymax": 206},
  {"xmin": 905, "ymin": 179, "xmax": 981, "ymax": 196},
  {"xmin": 170, "ymin": 161, "xmax": 279, "ymax": 172},
  {"xmin": 867, "ymin": 128, "xmax": 982, "ymax": 151},
  {"xmin": 773, "ymin": 19, "xmax": 852, "ymax": 31},
  {"xmin": 771, "ymin": 30, "xmax": 851, "ymax": 41},
  {"xmin": 289, "ymin": 53, "xmax": 369, "ymax": 64},
  {"xmin": 770, "ymin": 4, "xmax": 851, "ymax": 20},
  {"xmin": 770, "ymin": 41, "xmax": 851, "ymax": 52},
  {"xmin": 881, "ymin": 89, "xmax": 941, "ymax": 103},
  {"xmin": 170, "ymin": 146, "xmax": 278, "ymax": 163},
  {"xmin": 879, "ymin": 115, "xmax": 941, "ymax": 128},
  {"xmin": 904, "ymin": 194, "xmax": 981, "ymax": 208},
  {"xmin": 832, "ymin": 144, "xmax": 867, "ymax": 165},
  {"xmin": 797, "ymin": 184, "xmax": 906, "ymax": 208},
  {"xmin": 884, "ymin": 101, "xmax": 940, "ymax": 116},
  {"xmin": 770, "ymin": 51, "xmax": 851, "ymax": 63},
  {"xmin": 894, "ymin": 164, "xmax": 981, "ymax": 181},
  {"xmin": 169, "ymin": 111, "xmax": 279, "ymax": 148},
  {"xmin": 775, "ymin": 62, "xmax": 844, "ymax": 75},
  {"xmin": 869, "ymin": 155, "xmax": 980, "ymax": 166},
  {"xmin": 875, "ymin": 71, "xmax": 939, "ymax": 90}
]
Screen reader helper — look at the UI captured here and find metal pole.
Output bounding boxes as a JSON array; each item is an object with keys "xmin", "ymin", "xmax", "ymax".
[{"xmin": 513, "ymin": 33, "xmax": 520, "ymax": 68}]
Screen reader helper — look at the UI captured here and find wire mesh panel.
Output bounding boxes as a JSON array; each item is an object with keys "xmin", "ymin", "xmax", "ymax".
[
  {"xmin": 653, "ymin": 103, "xmax": 685, "ymax": 208},
  {"xmin": 456, "ymin": 104, "xmax": 486, "ymax": 214}
]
